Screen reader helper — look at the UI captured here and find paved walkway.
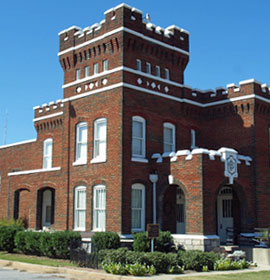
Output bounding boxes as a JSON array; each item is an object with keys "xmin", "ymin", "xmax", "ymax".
[{"xmin": 0, "ymin": 259, "xmax": 270, "ymax": 279}]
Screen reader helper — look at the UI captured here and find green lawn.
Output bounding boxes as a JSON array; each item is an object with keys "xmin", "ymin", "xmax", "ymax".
[
  {"xmin": 175, "ymin": 271, "xmax": 270, "ymax": 280},
  {"xmin": 0, "ymin": 252, "xmax": 78, "ymax": 267}
]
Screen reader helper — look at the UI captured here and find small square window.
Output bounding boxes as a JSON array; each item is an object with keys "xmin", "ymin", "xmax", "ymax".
[
  {"xmin": 85, "ymin": 66, "xmax": 90, "ymax": 77},
  {"xmin": 103, "ymin": 60, "xmax": 108, "ymax": 71},
  {"xmin": 146, "ymin": 63, "xmax": 151, "ymax": 74},
  {"xmin": 136, "ymin": 59, "xmax": 141, "ymax": 71},
  {"xmin": 155, "ymin": 66, "xmax": 160, "ymax": 77},
  {"xmin": 76, "ymin": 69, "xmax": 80, "ymax": 80},
  {"xmin": 165, "ymin": 68, "xmax": 170, "ymax": 80},
  {"xmin": 94, "ymin": 63, "xmax": 99, "ymax": 75}
]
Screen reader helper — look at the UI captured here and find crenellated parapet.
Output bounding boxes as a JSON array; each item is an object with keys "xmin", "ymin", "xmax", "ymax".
[{"xmin": 58, "ymin": 3, "xmax": 189, "ymax": 55}]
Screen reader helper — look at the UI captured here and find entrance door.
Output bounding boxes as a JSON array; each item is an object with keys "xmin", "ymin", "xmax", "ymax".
[
  {"xmin": 176, "ymin": 187, "xmax": 185, "ymax": 234},
  {"xmin": 42, "ymin": 189, "xmax": 52, "ymax": 228},
  {"xmin": 217, "ymin": 187, "xmax": 233, "ymax": 243}
]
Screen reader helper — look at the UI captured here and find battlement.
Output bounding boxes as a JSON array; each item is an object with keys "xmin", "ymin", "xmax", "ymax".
[
  {"xmin": 58, "ymin": 3, "xmax": 189, "ymax": 55},
  {"xmin": 181, "ymin": 79, "xmax": 270, "ymax": 105},
  {"xmin": 33, "ymin": 100, "xmax": 64, "ymax": 119}
]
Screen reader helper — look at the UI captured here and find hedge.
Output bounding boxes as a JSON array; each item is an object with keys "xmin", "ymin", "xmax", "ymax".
[{"xmin": 91, "ymin": 232, "xmax": 120, "ymax": 252}]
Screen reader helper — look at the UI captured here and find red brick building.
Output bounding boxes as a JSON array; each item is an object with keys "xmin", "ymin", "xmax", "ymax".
[{"xmin": 0, "ymin": 4, "xmax": 269, "ymax": 250}]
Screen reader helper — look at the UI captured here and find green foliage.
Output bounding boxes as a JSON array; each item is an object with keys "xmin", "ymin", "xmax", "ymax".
[
  {"xmin": 40, "ymin": 232, "xmax": 55, "ymax": 258},
  {"xmin": 0, "ymin": 225, "xmax": 23, "ymax": 253},
  {"xmin": 15, "ymin": 231, "xmax": 42, "ymax": 255},
  {"xmin": 103, "ymin": 262, "xmax": 127, "ymax": 275},
  {"xmin": 167, "ymin": 265, "xmax": 185, "ymax": 274},
  {"xmin": 126, "ymin": 263, "xmax": 150, "ymax": 276},
  {"xmin": 178, "ymin": 250, "xmax": 220, "ymax": 271},
  {"xmin": 92, "ymin": 232, "xmax": 120, "ymax": 252},
  {"xmin": 0, "ymin": 218, "xmax": 27, "ymax": 228},
  {"xmin": 214, "ymin": 258, "xmax": 250, "ymax": 271},
  {"xmin": 133, "ymin": 232, "xmax": 150, "ymax": 252},
  {"xmin": 155, "ymin": 231, "xmax": 174, "ymax": 252}
]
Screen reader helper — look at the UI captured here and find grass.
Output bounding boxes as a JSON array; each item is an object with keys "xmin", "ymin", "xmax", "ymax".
[
  {"xmin": 175, "ymin": 271, "xmax": 270, "ymax": 280},
  {"xmin": 0, "ymin": 252, "xmax": 78, "ymax": 267}
]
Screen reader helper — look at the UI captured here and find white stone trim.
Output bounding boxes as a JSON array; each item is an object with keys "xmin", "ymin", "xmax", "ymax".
[
  {"xmin": 58, "ymin": 26, "xmax": 190, "ymax": 57},
  {"xmin": 8, "ymin": 167, "xmax": 61, "ymax": 176},
  {"xmin": 131, "ymin": 157, "xmax": 149, "ymax": 163},
  {"xmin": 58, "ymin": 25, "xmax": 81, "ymax": 36},
  {"xmin": 172, "ymin": 234, "xmax": 220, "ymax": 240},
  {"xmin": 239, "ymin": 78, "xmax": 262, "ymax": 85},
  {"xmin": 0, "ymin": 139, "xmax": 36, "ymax": 150},
  {"xmin": 33, "ymin": 112, "xmax": 63, "ymax": 122}
]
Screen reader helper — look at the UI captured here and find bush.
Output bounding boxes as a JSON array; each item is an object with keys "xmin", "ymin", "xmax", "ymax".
[
  {"xmin": 133, "ymin": 232, "xmax": 150, "ymax": 252},
  {"xmin": 178, "ymin": 250, "xmax": 220, "ymax": 271},
  {"xmin": 0, "ymin": 218, "xmax": 27, "ymax": 228},
  {"xmin": 70, "ymin": 248, "xmax": 99, "ymax": 269},
  {"xmin": 214, "ymin": 258, "xmax": 250, "ymax": 271},
  {"xmin": 15, "ymin": 231, "xmax": 42, "ymax": 255},
  {"xmin": 155, "ymin": 231, "xmax": 174, "ymax": 253},
  {"xmin": 0, "ymin": 225, "xmax": 23, "ymax": 252},
  {"xmin": 92, "ymin": 232, "xmax": 120, "ymax": 252}
]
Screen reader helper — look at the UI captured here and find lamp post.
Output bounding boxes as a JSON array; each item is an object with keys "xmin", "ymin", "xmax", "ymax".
[{"xmin": 149, "ymin": 172, "xmax": 158, "ymax": 252}]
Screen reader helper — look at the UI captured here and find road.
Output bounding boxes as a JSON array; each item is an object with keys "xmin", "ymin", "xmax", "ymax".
[{"xmin": 0, "ymin": 267, "xmax": 71, "ymax": 280}]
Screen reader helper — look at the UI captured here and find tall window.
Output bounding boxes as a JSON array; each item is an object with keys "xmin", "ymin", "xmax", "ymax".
[
  {"xmin": 76, "ymin": 68, "xmax": 80, "ymax": 80},
  {"xmin": 75, "ymin": 122, "xmax": 88, "ymax": 164},
  {"xmin": 155, "ymin": 66, "xmax": 160, "ymax": 77},
  {"xmin": 92, "ymin": 118, "xmax": 107, "ymax": 162},
  {"xmin": 131, "ymin": 184, "xmax": 145, "ymax": 232},
  {"xmin": 74, "ymin": 186, "xmax": 86, "ymax": 231},
  {"xmin": 132, "ymin": 116, "xmax": 146, "ymax": 158},
  {"xmin": 165, "ymin": 68, "xmax": 170, "ymax": 80},
  {"xmin": 85, "ymin": 66, "xmax": 90, "ymax": 77},
  {"xmin": 94, "ymin": 63, "xmax": 99, "ymax": 74},
  {"xmin": 191, "ymin": 129, "xmax": 197, "ymax": 149},
  {"xmin": 146, "ymin": 62, "xmax": 151, "ymax": 74},
  {"xmin": 136, "ymin": 59, "xmax": 141, "ymax": 71},
  {"xmin": 103, "ymin": 60, "xmax": 108, "ymax": 71},
  {"xmin": 163, "ymin": 122, "xmax": 175, "ymax": 153},
  {"xmin": 93, "ymin": 185, "xmax": 106, "ymax": 231},
  {"xmin": 43, "ymin": 138, "xmax": 53, "ymax": 169}
]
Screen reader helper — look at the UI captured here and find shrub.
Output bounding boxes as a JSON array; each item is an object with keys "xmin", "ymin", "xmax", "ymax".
[
  {"xmin": 15, "ymin": 231, "xmax": 42, "ymax": 255},
  {"xmin": 103, "ymin": 262, "xmax": 127, "ymax": 275},
  {"xmin": 126, "ymin": 263, "xmax": 151, "ymax": 276},
  {"xmin": 0, "ymin": 225, "xmax": 23, "ymax": 252},
  {"xmin": 92, "ymin": 232, "xmax": 120, "ymax": 252},
  {"xmin": 214, "ymin": 258, "xmax": 250, "ymax": 271},
  {"xmin": 40, "ymin": 232, "xmax": 55, "ymax": 257},
  {"xmin": 155, "ymin": 231, "xmax": 174, "ymax": 253},
  {"xmin": 70, "ymin": 248, "xmax": 99, "ymax": 269},
  {"xmin": 167, "ymin": 265, "xmax": 184, "ymax": 274},
  {"xmin": 133, "ymin": 232, "xmax": 150, "ymax": 252},
  {"xmin": 0, "ymin": 218, "xmax": 27, "ymax": 228},
  {"xmin": 178, "ymin": 250, "xmax": 220, "ymax": 271},
  {"xmin": 142, "ymin": 251, "xmax": 174, "ymax": 273}
]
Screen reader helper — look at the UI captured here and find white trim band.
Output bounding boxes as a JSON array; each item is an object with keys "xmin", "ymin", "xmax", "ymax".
[
  {"xmin": 172, "ymin": 234, "xmax": 220, "ymax": 240},
  {"xmin": 33, "ymin": 112, "xmax": 63, "ymax": 122},
  {"xmin": 0, "ymin": 139, "xmax": 36, "ymax": 150},
  {"xmin": 8, "ymin": 167, "xmax": 61, "ymax": 176}
]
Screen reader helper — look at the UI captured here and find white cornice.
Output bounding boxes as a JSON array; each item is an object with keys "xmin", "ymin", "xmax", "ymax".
[
  {"xmin": 0, "ymin": 139, "xmax": 36, "ymax": 150},
  {"xmin": 33, "ymin": 112, "xmax": 64, "ymax": 122},
  {"xmin": 58, "ymin": 26, "xmax": 189, "ymax": 57},
  {"xmin": 8, "ymin": 167, "xmax": 61, "ymax": 177}
]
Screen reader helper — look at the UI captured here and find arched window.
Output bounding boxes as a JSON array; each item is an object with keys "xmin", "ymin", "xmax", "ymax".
[
  {"xmin": 74, "ymin": 186, "xmax": 86, "ymax": 231},
  {"xmin": 91, "ymin": 118, "xmax": 107, "ymax": 163},
  {"xmin": 93, "ymin": 185, "xmax": 106, "ymax": 231},
  {"xmin": 43, "ymin": 138, "xmax": 53, "ymax": 169},
  {"xmin": 132, "ymin": 116, "xmax": 146, "ymax": 158},
  {"xmin": 75, "ymin": 122, "xmax": 88, "ymax": 164},
  {"xmin": 131, "ymin": 183, "xmax": 145, "ymax": 232},
  {"xmin": 163, "ymin": 122, "xmax": 175, "ymax": 153}
]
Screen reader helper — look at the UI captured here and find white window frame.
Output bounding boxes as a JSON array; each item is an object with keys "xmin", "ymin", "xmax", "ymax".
[
  {"xmin": 93, "ymin": 185, "xmax": 106, "ymax": 231},
  {"xmin": 136, "ymin": 59, "xmax": 141, "ymax": 71},
  {"xmin": 43, "ymin": 138, "xmax": 53, "ymax": 169},
  {"xmin": 132, "ymin": 116, "xmax": 146, "ymax": 159},
  {"xmin": 91, "ymin": 118, "xmax": 107, "ymax": 163},
  {"xmin": 146, "ymin": 62, "xmax": 151, "ymax": 74},
  {"xmin": 94, "ymin": 63, "xmax": 99, "ymax": 74},
  {"xmin": 76, "ymin": 68, "xmax": 80, "ymax": 80},
  {"xmin": 165, "ymin": 68, "xmax": 170, "ymax": 80},
  {"xmin": 74, "ymin": 186, "xmax": 86, "ymax": 231},
  {"xmin": 103, "ymin": 60, "xmax": 108, "ymax": 72},
  {"xmin": 131, "ymin": 183, "xmax": 145, "ymax": 232},
  {"xmin": 163, "ymin": 122, "xmax": 175, "ymax": 153},
  {"xmin": 155, "ymin": 65, "xmax": 160, "ymax": 77},
  {"xmin": 85, "ymin": 66, "xmax": 90, "ymax": 77},
  {"xmin": 75, "ymin": 122, "xmax": 88, "ymax": 165}
]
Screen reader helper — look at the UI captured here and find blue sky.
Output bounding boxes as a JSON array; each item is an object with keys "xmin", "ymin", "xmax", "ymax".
[{"xmin": 1, "ymin": 0, "xmax": 269, "ymax": 145}]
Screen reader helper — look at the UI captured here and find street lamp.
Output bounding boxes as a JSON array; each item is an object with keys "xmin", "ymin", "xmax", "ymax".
[{"xmin": 149, "ymin": 172, "xmax": 158, "ymax": 252}]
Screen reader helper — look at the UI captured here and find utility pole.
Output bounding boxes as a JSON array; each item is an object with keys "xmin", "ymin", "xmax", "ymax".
[{"xmin": 3, "ymin": 109, "xmax": 8, "ymax": 145}]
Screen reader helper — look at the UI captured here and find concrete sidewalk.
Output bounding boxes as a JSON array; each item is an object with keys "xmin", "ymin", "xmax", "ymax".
[{"xmin": 0, "ymin": 259, "xmax": 270, "ymax": 279}]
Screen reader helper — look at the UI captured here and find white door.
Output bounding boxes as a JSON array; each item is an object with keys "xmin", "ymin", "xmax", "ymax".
[
  {"xmin": 217, "ymin": 187, "xmax": 233, "ymax": 243},
  {"xmin": 42, "ymin": 189, "xmax": 52, "ymax": 228},
  {"xmin": 176, "ymin": 187, "xmax": 185, "ymax": 234}
]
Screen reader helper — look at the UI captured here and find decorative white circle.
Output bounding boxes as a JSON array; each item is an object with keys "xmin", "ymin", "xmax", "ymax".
[
  {"xmin": 85, "ymin": 85, "xmax": 88, "ymax": 90},
  {"xmin": 76, "ymin": 87, "xmax": 82, "ymax": 93},
  {"xmin": 137, "ymin": 78, "xmax": 142, "ymax": 85},
  {"xmin": 151, "ymin": 82, "xmax": 156, "ymax": 89},
  {"xmin": 165, "ymin": 86, "xmax": 169, "ymax": 93},
  {"xmin": 95, "ymin": 81, "xmax": 98, "ymax": 87},
  {"xmin": 90, "ymin": 83, "xmax": 94, "ymax": 89},
  {"xmin": 102, "ymin": 79, "xmax": 108, "ymax": 85},
  {"xmin": 146, "ymin": 81, "xmax": 150, "ymax": 86},
  {"xmin": 157, "ymin": 84, "xmax": 161, "ymax": 90}
]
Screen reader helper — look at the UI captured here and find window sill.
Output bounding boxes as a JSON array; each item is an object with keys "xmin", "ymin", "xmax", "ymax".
[
  {"xmin": 131, "ymin": 157, "xmax": 149, "ymax": 163},
  {"xmin": 72, "ymin": 161, "xmax": 87, "ymax": 166},
  {"xmin": 90, "ymin": 157, "xmax": 106, "ymax": 164},
  {"xmin": 74, "ymin": 228, "xmax": 86, "ymax": 232}
]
